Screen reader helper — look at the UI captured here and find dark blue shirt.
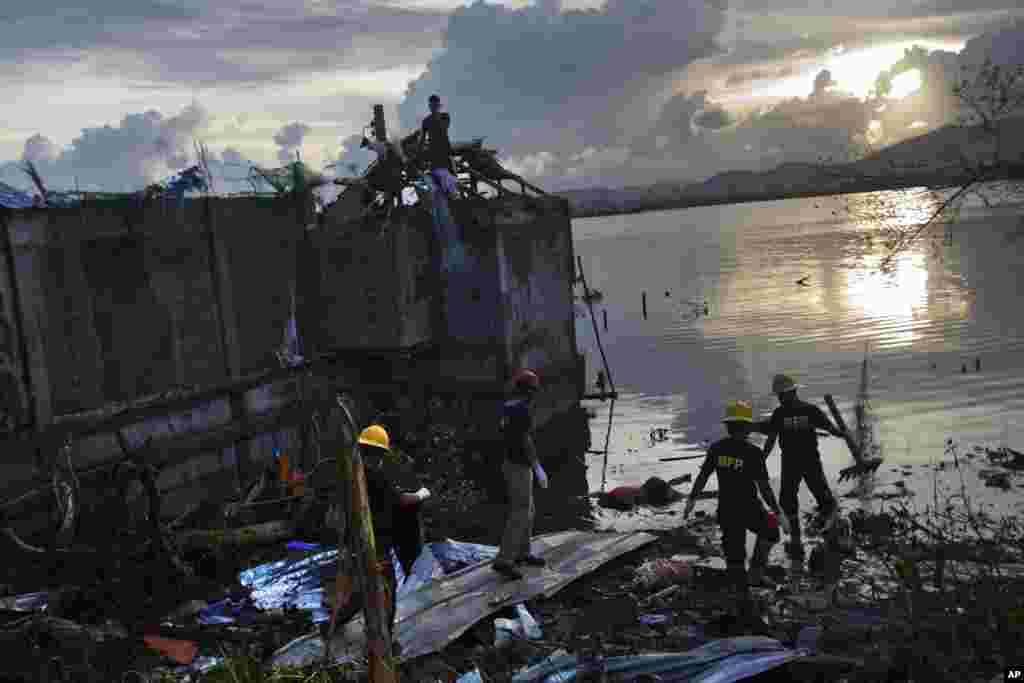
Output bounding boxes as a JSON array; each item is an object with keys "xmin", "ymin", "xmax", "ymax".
[{"xmin": 502, "ymin": 398, "xmax": 533, "ymax": 465}]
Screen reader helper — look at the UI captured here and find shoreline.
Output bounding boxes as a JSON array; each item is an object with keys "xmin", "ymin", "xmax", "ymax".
[{"xmin": 564, "ymin": 173, "xmax": 1018, "ymax": 220}]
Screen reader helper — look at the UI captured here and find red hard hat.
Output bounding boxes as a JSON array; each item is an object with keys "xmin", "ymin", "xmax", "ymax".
[{"xmin": 512, "ymin": 368, "xmax": 541, "ymax": 389}]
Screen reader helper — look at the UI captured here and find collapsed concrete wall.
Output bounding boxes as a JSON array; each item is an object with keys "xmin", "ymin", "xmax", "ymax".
[
  {"xmin": 0, "ymin": 189, "xmax": 583, "ymax": 525},
  {"xmin": 496, "ymin": 196, "xmax": 580, "ymax": 428}
]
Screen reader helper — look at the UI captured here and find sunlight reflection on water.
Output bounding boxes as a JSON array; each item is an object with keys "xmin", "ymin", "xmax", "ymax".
[{"xmin": 572, "ymin": 187, "xmax": 1024, "ymax": 531}]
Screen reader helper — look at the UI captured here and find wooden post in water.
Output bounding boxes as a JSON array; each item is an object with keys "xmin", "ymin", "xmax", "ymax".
[
  {"xmin": 641, "ymin": 292, "xmax": 647, "ymax": 320},
  {"xmin": 602, "ymin": 309, "xmax": 608, "ymax": 332}
]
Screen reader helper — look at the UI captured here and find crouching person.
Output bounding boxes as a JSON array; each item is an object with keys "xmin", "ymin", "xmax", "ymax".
[{"xmin": 683, "ymin": 401, "xmax": 786, "ymax": 592}]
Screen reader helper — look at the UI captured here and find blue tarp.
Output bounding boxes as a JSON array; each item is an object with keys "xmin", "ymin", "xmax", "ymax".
[
  {"xmin": 416, "ymin": 173, "xmax": 468, "ymax": 273},
  {"xmin": 0, "ymin": 591, "xmax": 48, "ymax": 612},
  {"xmin": 196, "ymin": 539, "xmax": 498, "ymax": 626},
  {"xmin": 0, "ymin": 538, "xmax": 497, "ymax": 627},
  {"xmin": 512, "ymin": 637, "xmax": 807, "ymax": 683},
  {"xmin": 0, "ymin": 182, "xmax": 33, "ymax": 209}
]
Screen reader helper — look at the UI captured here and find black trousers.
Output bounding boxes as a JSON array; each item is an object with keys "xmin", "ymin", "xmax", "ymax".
[
  {"xmin": 392, "ymin": 507, "xmax": 425, "ymax": 579},
  {"xmin": 718, "ymin": 504, "xmax": 781, "ymax": 567},
  {"xmin": 779, "ymin": 453, "xmax": 836, "ymax": 525}
]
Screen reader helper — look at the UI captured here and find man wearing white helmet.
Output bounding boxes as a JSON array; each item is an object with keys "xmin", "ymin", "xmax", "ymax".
[{"xmin": 761, "ymin": 374, "xmax": 847, "ymax": 564}]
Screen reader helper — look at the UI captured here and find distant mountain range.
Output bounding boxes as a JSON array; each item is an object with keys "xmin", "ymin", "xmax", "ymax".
[{"xmin": 559, "ymin": 117, "xmax": 1024, "ymax": 217}]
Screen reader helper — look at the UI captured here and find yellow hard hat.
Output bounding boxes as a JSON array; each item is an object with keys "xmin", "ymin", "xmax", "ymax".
[
  {"xmin": 357, "ymin": 424, "xmax": 391, "ymax": 451},
  {"xmin": 723, "ymin": 400, "xmax": 754, "ymax": 423},
  {"xmin": 771, "ymin": 373, "xmax": 802, "ymax": 394}
]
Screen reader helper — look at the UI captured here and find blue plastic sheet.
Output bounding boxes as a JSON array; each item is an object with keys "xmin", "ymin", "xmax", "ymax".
[
  {"xmin": 0, "ymin": 182, "xmax": 34, "ymax": 209},
  {"xmin": 286, "ymin": 541, "xmax": 322, "ymax": 552},
  {"xmin": 417, "ymin": 173, "xmax": 468, "ymax": 273},
  {"xmin": 512, "ymin": 637, "xmax": 805, "ymax": 683},
  {"xmin": 455, "ymin": 669, "xmax": 484, "ymax": 683},
  {"xmin": 0, "ymin": 591, "xmax": 48, "ymax": 612},
  {"xmin": 197, "ymin": 539, "xmax": 499, "ymax": 627}
]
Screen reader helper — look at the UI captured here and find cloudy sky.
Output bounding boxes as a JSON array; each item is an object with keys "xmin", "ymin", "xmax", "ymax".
[{"xmin": 1, "ymin": 0, "xmax": 1022, "ymax": 193}]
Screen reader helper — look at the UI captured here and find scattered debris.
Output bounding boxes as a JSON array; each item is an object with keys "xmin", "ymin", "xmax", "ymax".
[
  {"xmin": 986, "ymin": 446, "xmax": 1024, "ymax": 471},
  {"xmin": 981, "ymin": 470, "xmax": 1012, "ymax": 490},
  {"xmin": 633, "ymin": 556, "xmax": 697, "ymax": 591}
]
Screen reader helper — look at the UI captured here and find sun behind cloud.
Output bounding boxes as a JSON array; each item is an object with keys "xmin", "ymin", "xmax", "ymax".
[{"xmin": 748, "ymin": 38, "xmax": 964, "ymax": 101}]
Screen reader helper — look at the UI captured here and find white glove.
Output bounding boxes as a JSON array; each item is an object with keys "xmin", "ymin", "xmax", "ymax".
[
  {"xmin": 533, "ymin": 463, "xmax": 549, "ymax": 489},
  {"xmin": 414, "ymin": 487, "xmax": 431, "ymax": 502},
  {"xmin": 778, "ymin": 512, "xmax": 792, "ymax": 535}
]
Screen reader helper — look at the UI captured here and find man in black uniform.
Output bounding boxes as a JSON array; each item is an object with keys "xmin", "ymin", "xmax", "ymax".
[
  {"xmin": 760, "ymin": 374, "xmax": 847, "ymax": 563},
  {"xmin": 683, "ymin": 400, "xmax": 783, "ymax": 591},
  {"xmin": 492, "ymin": 369, "xmax": 550, "ymax": 580}
]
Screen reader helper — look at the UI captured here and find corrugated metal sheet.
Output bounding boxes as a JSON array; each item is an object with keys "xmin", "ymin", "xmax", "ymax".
[{"xmin": 272, "ymin": 530, "xmax": 657, "ymax": 667}]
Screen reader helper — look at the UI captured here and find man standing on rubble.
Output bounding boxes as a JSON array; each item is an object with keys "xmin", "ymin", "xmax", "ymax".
[
  {"xmin": 683, "ymin": 400, "xmax": 783, "ymax": 591},
  {"xmin": 760, "ymin": 374, "xmax": 847, "ymax": 564},
  {"xmin": 418, "ymin": 94, "xmax": 458, "ymax": 198},
  {"xmin": 492, "ymin": 369, "xmax": 550, "ymax": 580}
]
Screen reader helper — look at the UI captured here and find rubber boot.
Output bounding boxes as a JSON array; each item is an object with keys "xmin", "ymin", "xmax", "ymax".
[
  {"xmin": 726, "ymin": 562, "xmax": 748, "ymax": 595},
  {"xmin": 785, "ymin": 515, "xmax": 805, "ymax": 570},
  {"xmin": 749, "ymin": 538, "xmax": 774, "ymax": 586},
  {"xmin": 820, "ymin": 505, "xmax": 840, "ymax": 534}
]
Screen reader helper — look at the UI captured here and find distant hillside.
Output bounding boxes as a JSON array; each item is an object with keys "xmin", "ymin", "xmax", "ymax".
[{"xmin": 561, "ymin": 117, "xmax": 1024, "ymax": 217}]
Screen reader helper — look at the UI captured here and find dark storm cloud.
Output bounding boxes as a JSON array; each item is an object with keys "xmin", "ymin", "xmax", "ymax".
[
  {"xmin": 915, "ymin": 0, "xmax": 1024, "ymax": 16},
  {"xmin": 396, "ymin": 0, "xmax": 727, "ymax": 149},
  {"xmin": 0, "ymin": 0, "xmax": 447, "ymax": 87},
  {"xmin": 958, "ymin": 19, "xmax": 1024, "ymax": 68}
]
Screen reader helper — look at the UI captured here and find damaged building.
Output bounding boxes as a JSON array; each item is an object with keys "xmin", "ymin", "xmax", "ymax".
[{"xmin": 0, "ymin": 115, "xmax": 585, "ymax": 536}]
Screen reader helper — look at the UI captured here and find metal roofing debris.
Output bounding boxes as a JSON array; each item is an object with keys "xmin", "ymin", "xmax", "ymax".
[{"xmin": 271, "ymin": 530, "xmax": 657, "ymax": 667}]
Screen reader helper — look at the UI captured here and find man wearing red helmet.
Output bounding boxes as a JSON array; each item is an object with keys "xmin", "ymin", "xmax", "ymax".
[{"xmin": 492, "ymin": 368, "xmax": 549, "ymax": 580}]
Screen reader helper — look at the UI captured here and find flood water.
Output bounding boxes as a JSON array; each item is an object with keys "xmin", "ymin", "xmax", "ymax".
[{"xmin": 570, "ymin": 186, "xmax": 1024, "ymax": 531}]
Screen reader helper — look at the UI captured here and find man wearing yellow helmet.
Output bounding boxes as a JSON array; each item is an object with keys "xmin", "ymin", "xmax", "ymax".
[
  {"xmin": 684, "ymin": 400, "xmax": 783, "ymax": 591},
  {"xmin": 335, "ymin": 425, "xmax": 430, "ymax": 635},
  {"xmin": 761, "ymin": 374, "xmax": 847, "ymax": 564}
]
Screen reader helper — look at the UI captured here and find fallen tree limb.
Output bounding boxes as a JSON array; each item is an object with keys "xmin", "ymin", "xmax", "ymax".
[{"xmin": 175, "ymin": 520, "xmax": 296, "ymax": 552}]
